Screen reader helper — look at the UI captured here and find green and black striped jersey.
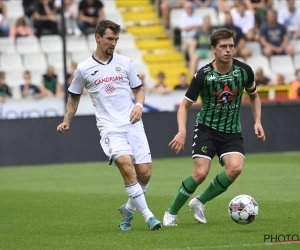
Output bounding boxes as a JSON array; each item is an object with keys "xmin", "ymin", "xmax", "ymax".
[{"xmin": 185, "ymin": 59, "xmax": 256, "ymax": 133}]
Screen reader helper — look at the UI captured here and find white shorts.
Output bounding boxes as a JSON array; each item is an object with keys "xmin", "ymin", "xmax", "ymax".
[{"xmin": 100, "ymin": 130, "xmax": 152, "ymax": 166}]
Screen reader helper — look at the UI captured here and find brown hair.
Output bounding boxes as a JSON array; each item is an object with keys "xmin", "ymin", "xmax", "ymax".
[
  {"xmin": 210, "ymin": 28, "xmax": 236, "ymax": 47},
  {"xmin": 95, "ymin": 20, "xmax": 121, "ymax": 37},
  {"xmin": 15, "ymin": 17, "xmax": 26, "ymax": 27}
]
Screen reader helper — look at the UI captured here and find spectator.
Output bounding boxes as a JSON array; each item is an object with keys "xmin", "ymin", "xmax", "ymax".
[
  {"xmin": 278, "ymin": 0, "xmax": 300, "ymax": 39},
  {"xmin": 255, "ymin": 68, "xmax": 271, "ymax": 85},
  {"xmin": 54, "ymin": 0, "xmax": 81, "ymax": 35},
  {"xmin": 78, "ymin": 0, "xmax": 105, "ymax": 35},
  {"xmin": 260, "ymin": 9, "xmax": 294, "ymax": 59},
  {"xmin": 255, "ymin": 0, "xmax": 274, "ymax": 27},
  {"xmin": 0, "ymin": 1, "xmax": 9, "ymax": 37},
  {"xmin": 160, "ymin": 0, "xmax": 185, "ymax": 29},
  {"xmin": 9, "ymin": 17, "xmax": 35, "ymax": 41},
  {"xmin": 150, "ymin": 71, "xmax": 171, "ymax": 94},
  {"xmin": 22, "ymin": 0, "xmax": 35, "ymax": 18},
  {"xmin": 20, "ymin": 71, "xmax": 43, "ymax": 98},
  {"xmin": 40, "ymin": 65, "xmax": 64, "ymax": 97},
  {"xmin": 224, "ymin": 13, "xmax": 252, "ymax": 60},
  {"xmin": 174, "ymin": 73, "xmax": 190, "ymax": 90},
  {"xmin": 270, "ymin": 74, "xmax": 292, "ymax": 86},
  {"xmin": 0, "ymin": 71, "xmax": 12, "ymax": 102},
  {"xmin": 179, "ymin": 1, "xmax": 203, "ymax": 51},
  {"xmin": 189, "ymin": 16, "xmax": 212, "ymax": 77},
  {"xmin": 289, "ymin": 69, "xmax": 300, "ymax": 99},
  {"xmin": 33, "ymin": 0, "xmax": 59, "ymax": 38},
  {"xmin": 232, "ymin": 2, "xmax": 256, "ymax": 41},
  {"xmin": 193, "ymin": 0, "xmax": 218, "ymax": 10}
]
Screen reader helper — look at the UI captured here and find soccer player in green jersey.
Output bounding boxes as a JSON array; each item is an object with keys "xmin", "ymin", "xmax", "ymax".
[{"xmin": 163, "ymin": 28, "xmax": 266, "ymax": 226}]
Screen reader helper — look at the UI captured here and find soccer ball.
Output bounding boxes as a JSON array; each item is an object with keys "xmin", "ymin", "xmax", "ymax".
[{"xmin": 228, "ymin": 194, "xmax": 259, "ymax": 225}]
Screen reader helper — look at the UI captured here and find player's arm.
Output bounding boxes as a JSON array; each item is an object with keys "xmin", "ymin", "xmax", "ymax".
[
  {"xmin": 245, "ymin": 67, "xmax": 266, "ymax": 142},
  {"xmin": 130, "ymin": 87, "xmax": 145, "ymax": 124},
  {"xmin": 57, "ymin": 66, "xmax": 84, "ymax": 133},
  {"xmin": 169, "ymin": 98, "xmax": 193, "ymax": 154},
  {"xmin": 57, "ymin": 94, "xmax": 81, "ymax": 134},
  {"xmin": 248, "ymin": 92, "xmax": 265, "ymax": 142},
  {"xmin": 169, "ymin": 69, "xmax": 205, "ymax": 154}
]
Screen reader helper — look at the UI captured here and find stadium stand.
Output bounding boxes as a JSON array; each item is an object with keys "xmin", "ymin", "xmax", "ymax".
[
  {"xmin": 0, "ymin": 0, "xmax": 298, "ymax": 100},
  {"xmin": 115, "ymin": 0, "xmax": 190, "ymax": 88},
  {"xmin": 16, "ymin": 37, "xmax": 41, "ymax": 54}
]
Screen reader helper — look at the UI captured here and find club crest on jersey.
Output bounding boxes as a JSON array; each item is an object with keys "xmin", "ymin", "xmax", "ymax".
[
  {"xmin": 214, "ymin": 83, "xmax": 238, "ymax": 105},
  {"xmin": 115, "ymin": 64, "xmax": 122, "ymax": 73}
]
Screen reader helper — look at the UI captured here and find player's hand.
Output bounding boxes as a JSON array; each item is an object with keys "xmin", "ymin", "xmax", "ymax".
[
  {"xmin": 130, "ymin": 105, "xmax": 142, "ymax": 124},
  {"xmin": 57, "ymin": 123, "xmax": 70, "ymax": 134},
  {"xmin": 254, "ymin": 122, "xmax": 266, "ymax": 142},
  {"xmin": 169, "ymin": 131, "xmax": 186, "ymax": 154}
]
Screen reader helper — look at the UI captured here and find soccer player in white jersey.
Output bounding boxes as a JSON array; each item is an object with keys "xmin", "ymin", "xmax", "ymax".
[{"xmin": 57, "ymin": 20, "xmax": 162, "ymax": 231}]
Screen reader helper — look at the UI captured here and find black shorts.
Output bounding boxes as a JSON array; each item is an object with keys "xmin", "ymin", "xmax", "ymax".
[{"xmin": 192, "ymin": 123, "xmax": 244, "ymax": 166}]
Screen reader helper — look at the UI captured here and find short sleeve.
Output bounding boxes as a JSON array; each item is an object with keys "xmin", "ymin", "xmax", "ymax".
[
  {"xmin": 127, "ymin": 60, "xmax": 142, "ymax": 89},
  {"xmin": 244, "ymin": 67, "xmax": 256, "ymax": 95},
  {"xmin": 68, "ymin": 67, "xmax": 85, "ymax": 95},
  {"xmin": 185, "ymin": 69, "xmax": 205, "ymax": 102}
]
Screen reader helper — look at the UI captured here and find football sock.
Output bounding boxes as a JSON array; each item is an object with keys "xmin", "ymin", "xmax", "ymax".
[
  {"xmin": 125, "ymin": 181, "xmax": 149, "ymax": 214},
  {"xmin": 125, "ymin": 182, "xmax": 153, "ymax": 222},
  {"xmin": 168, "ymin": 175, "xmax": 199, "ymax": 215},
  {"xmin": 198, "ymin": 170, "xmax": 233, "ymax": 204}
]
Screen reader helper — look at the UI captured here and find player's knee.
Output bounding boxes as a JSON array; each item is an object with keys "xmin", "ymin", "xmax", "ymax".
[
  {"xmin": 192, "ymin": 167, "xmax": 208, "ymax": 183},
  {"xmin": 226, "ymin": 165, "xmax": 243, "ymax": 180}
]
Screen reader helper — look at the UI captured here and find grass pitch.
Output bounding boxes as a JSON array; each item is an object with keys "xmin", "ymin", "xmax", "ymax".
[{"xmin": 1, "ymin": 152, "xmax": 300, "ymax": 250}]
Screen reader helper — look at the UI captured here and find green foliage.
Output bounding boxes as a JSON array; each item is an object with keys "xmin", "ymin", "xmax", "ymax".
[{"xmin": 1, "ymin": 152, "xmax": 300, "ymax": 250}]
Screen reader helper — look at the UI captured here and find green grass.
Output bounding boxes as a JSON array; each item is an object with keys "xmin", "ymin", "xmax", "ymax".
[{"xmin": 1, "ymin": 152, "xmax": 300, "ymax": 250}]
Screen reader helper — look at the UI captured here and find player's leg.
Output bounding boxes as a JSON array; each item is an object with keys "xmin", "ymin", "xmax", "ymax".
[
  {"xmin": 163, "ymin": 124, "xmax": 215, "ymax": 226},
  {"xmin": 196, "ymin": 133, "xmax": 244, "ymax": 215},
  {"xmin": 124, "ymin": 130, "xmax": 162, "ymax": 230}
]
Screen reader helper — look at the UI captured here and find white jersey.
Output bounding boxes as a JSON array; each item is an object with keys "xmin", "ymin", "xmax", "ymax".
[{"xmin": 68, "ymin": 53, "xmax": 144, "ymax": 137}]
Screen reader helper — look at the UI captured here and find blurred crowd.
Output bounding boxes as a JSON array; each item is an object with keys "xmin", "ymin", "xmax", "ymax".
[
  {"xmin": 0, "ymin": 0, "xmax": 300, "ymax": 101},
  {"xmin": 155, "ymin": 0, "xmax": 300, "ymax": 99}
]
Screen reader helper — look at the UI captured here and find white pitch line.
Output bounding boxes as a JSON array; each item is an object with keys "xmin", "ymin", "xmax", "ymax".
[{"xmin": 154, "ymin": 241, "xmax": 300, "ymax": 250}]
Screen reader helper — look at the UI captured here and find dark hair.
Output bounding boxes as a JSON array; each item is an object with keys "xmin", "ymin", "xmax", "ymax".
[
  {"xmin": 295, "ymin": 69, "xmax": 300, "ymax": 75},
  {"xmin": 24, "ymin": 70, "xmax": 30, "ymax": 75},
  {"xmin": 95, "ymin": 20, "xmax": 120, "ymax": 37},
  {"xmin": 210, "ymin": 28, "xmax": 236, "ymax": 47}
]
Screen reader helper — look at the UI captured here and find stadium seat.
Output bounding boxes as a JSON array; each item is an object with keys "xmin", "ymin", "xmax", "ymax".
[
  {"xmin": 270, "ymin": 55, "xmax": 295, "ymax": 75},
  {"xmin": 5, "ymin": 69, "xmax": 23, "ymax": 88},
  {"xmin": 170, "ymin": 9, "xmax": 184, "ymax": 29},
  {"xmin": 5, "ymin": 0, "xmax": 23, "ymax": 20},
  {"xmin": 0, "ymin": 53, "xmax": 24, "ymax": 71},
  {"xmin": 102, "ymin": 0, "xmax": 118, "ymax": 15},
  {"xmin": 29, "ymin": 69, "xmax": 44, "ymax": 85},
  {"xmin": 23, "ymin": 53, "xmax": 47, "ymax": 71},
  {"xmin": 195, "ymin": 8, "xmax": 219, "ymax": 26},
  {"xmin": 289, "ymin": 40, "xmax": 300, "ymax": 56},
  {"xmin": 16, "ymin": 37, "xmax": 41, "ymax": 54},
  {"xmin": 40, "ymin": 35, "xmax": 63, "ymax": 53},
  {"xmin": 71, "ymin": 51, "xmax": 92, "ymax": 64},
  {"xmin": 0, "ymin": 37, "xmax": 16, "ymax": 54},
  {"xmin": 245, "ymin": 41, "xmax": 262, "ymax": 57},
  {"xmin": 46, "ymin": 52, "xmax": 72, "ymax": 71},
  {"xmin": 246, "ymin": 56, "xmax": 273, "ymax": 78},
  {"xmin": 294, "ymin": 55, "xmax": 300, "ymax": 70},
  {"xmin": 66, "ymin": 36, "xmax": 90, "ymax": 53}
]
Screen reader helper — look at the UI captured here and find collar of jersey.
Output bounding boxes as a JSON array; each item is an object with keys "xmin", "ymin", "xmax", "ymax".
[{"xmin": 92, "ymin": 54, "xmax": 113, "ymax": 65}]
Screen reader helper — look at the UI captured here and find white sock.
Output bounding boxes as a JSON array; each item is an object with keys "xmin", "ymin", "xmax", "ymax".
[
  {"xmin": 125, "ymin": 182, "xmax": 153, "ymax": 222},
  {"xmin": 125, "ymin": 181, "xmax": 149, "ymax": 214}
]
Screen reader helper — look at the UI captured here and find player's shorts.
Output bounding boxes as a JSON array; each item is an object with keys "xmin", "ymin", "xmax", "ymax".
[
  {"xmin": 100, "ymin": 130, "xmax": 152, "ymax": 166},
  {"xmin": 192, "ymin": 123, "xmax": 244, "ymax": 166}
]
